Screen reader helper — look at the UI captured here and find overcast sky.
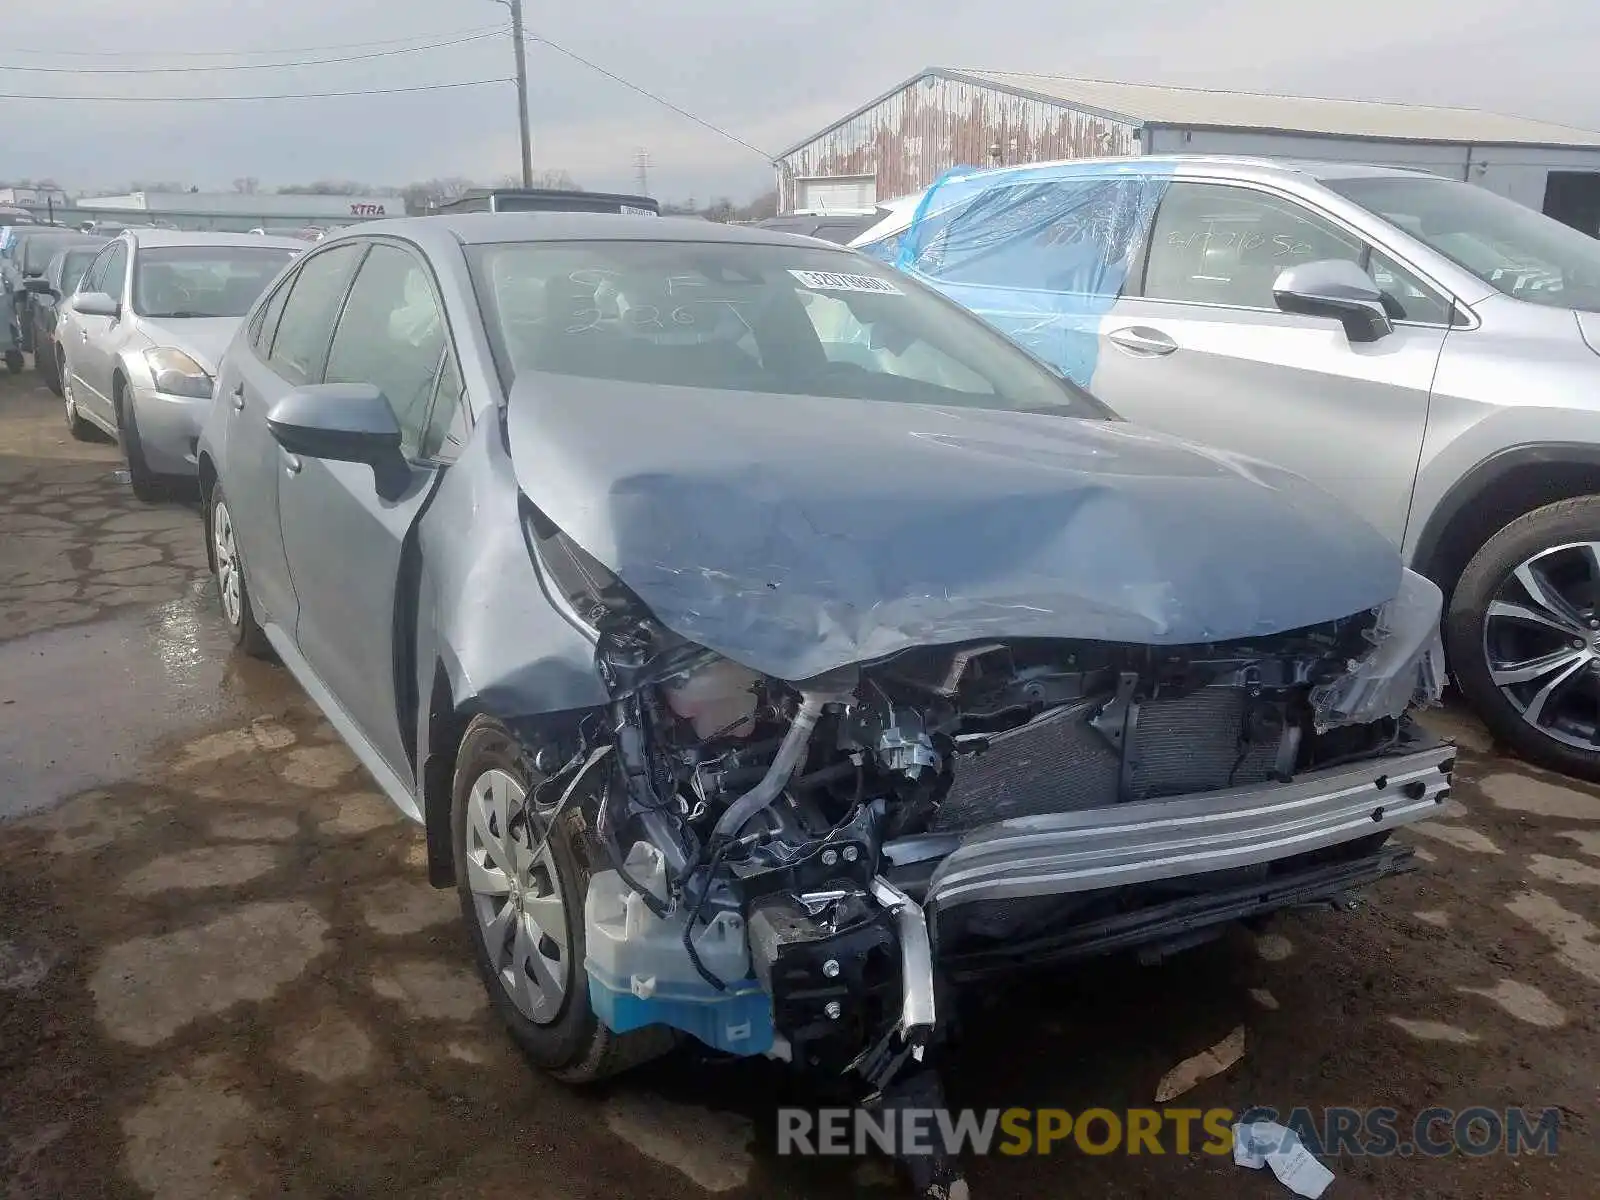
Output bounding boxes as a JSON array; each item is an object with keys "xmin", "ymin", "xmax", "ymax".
[{"xmin": 3, "ymin": 0, "xmax": 1598, "ymax": 203}]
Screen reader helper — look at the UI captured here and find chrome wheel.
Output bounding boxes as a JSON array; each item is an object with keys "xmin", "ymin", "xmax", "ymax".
[
  {"xmin": 465, "ymin": 767, "xmax": 569, "ymax": 1025},
  {"xmin": 212, "ymin": 499, "xmax": 243, "ymax": 628},
  {"xmin": 1484, "ymin": 541, "xmax": 1600, "ymax": 750}
]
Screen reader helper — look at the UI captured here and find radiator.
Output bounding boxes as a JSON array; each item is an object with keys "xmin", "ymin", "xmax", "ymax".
[{"xmin": 934, "ymin": 687, "xmax": 1276, "ymax": 831}]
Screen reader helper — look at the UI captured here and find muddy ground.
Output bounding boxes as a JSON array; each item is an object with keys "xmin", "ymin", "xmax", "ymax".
[{"xmin": 1, "ymin": 366, "xmax": 1596, "ymax": 1200}]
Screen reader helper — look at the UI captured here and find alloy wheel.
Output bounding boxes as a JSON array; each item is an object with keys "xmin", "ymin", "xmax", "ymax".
[
  {"xmin": 1483, "ymin": 541, "xmax": 1600, "ymax": 750},
  {"xmin": 212, "ymin": 499, "xmax": 244, "ymax": 629},
  {"xmin": 464, "ymin": 767, "xmax": 569, "ymax": 1025}
]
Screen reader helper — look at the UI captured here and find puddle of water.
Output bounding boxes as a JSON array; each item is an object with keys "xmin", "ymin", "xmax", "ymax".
[{"xmin": 0, "ymin": 587, "xmax": 283, "ymax": 818}]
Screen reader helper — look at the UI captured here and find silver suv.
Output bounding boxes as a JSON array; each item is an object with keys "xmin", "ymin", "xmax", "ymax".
[{"xmin": 858, "ymin": 156, "xmax": 1600, "ymax": 780}]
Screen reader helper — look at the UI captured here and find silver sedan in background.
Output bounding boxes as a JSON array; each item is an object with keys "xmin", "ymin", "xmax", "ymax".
[{"xmin": 57, "ymin": 228, "xmax": 301, "ymax": 498}]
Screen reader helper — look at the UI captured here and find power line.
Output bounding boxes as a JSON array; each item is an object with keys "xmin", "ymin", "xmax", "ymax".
[
  {"xmin": 0, "ymin": 29, "xmax": 506, "ymax": 74},
  {"xmin": 0, "ymin": 78, "xmax": 512, "ymax": 102},
  {"xmin": 0, "ymin": 25, "xmax": 508, "ymax": 59},
  {"xmin": 522, "ymin": 32, "xmax": 772, "ymax": 161}
]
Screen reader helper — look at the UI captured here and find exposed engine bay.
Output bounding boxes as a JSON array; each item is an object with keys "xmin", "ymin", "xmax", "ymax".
[{"xmin": 515, "ymin": 524, "xmax": 1452, "ymax": 1095}]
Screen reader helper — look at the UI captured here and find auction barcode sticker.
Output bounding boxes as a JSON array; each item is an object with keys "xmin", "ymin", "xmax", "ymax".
[{"xmin": 789, "ymin": 269, "xmax": 903, "ymax": 295}]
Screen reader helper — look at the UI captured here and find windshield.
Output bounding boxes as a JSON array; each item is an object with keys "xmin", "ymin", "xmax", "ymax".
[
  {"xmin": 468, "ymin": 239, "xmax": 1108, "ymax": 417},
  {"xmin": 1326, "ymin": 175, "xmax": 1600, "ymax": 311},
  {"xmin": 132, "ymin": 245, "xmax": 296, "ymax": 319}
]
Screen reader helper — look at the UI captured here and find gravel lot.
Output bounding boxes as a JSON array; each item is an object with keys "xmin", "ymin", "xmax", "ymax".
[{"xmin": 1, "ymin": 366, "xmax": 1596, "ymax": 1199}]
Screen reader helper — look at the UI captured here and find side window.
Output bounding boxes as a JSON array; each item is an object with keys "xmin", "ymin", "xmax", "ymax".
[
  {"xmin": 1367, "ymin": 248, "xmax": 1453, "ymax": 325},
  {"xmin": 911, "ymin": 177, "xmax": 1150, "ymax": 297},
  {"xmin": 95, "ymin": 243, "xmax": 129, "ymax": 299},
  {"xmin": 424, "ymin": 349, "xmax": 469, "ymax": 462},
  {"xmin": 268, "ymin": 243, "xmax": 363, "ymax": 385},
  {"xmin": 323, "ymin": 244, "xmax": 450, "ymax": 460},
  {"xmin": 250, "ymin": 271, "xmax": 295, "ymax": 356},
  {"xmin": 76, "ymin": 246, "xmax": 114, "ymax": 295},
  {"xmin": 1143, "ymin": 183, "xmax": 1362, "ymax": 308}
]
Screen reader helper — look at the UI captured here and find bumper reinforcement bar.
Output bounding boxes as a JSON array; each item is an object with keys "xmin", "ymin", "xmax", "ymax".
[{"xmin": 921, "ymin": 739, "xmax": 1453, "ymax": 910}]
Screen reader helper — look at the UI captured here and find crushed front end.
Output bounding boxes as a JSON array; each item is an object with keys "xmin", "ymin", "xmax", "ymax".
[{"xmin": 551, "ymin": 555, "xmax": 1451, "ymax": 1090}]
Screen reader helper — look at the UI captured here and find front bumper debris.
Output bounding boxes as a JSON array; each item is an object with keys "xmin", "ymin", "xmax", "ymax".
[
  {"xmin": 914, "ymin": 739, "xmax": 1453, "ymax": 910},
  {"xmin": 939, "ymin": 841, "xmax": 1419, "ymax": 981}
]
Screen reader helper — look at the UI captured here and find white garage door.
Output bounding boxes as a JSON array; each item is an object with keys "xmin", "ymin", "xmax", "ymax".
[{"xmin": 794, "ymin": 175, "xmax": 877, "ymax": 212}]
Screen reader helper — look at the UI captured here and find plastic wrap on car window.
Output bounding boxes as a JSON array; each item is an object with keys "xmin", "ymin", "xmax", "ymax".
[
  {"xmin": 893, "ymin": 162, "xmax": 1173, "ymax": 388},
  {"xmin": 1310, "ymin": 569, "xmax": 1447, "ymax": 731}
]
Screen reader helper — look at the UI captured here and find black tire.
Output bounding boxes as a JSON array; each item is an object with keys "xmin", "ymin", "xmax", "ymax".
[
  {"xmin": 4, "ymin": 350, "xmax": 22, "ymax": 374},
  {"xmin": 207, "ymin": 484, "xmax": 272, "ymax": 658},
  {"xmin": 1447, "ymin": 494, "xmax": 1600, "ymax": 780},
  {"xmin": 42, "ymin": 343, "xmax": 64, "ymax": 399},
  {"xmin": 451, "ymin": 716, "xmax": 675, "ymax": 1083},
  {"xmin": 116, "ymin": 384, "xmax": 163, "ymax": 502}
]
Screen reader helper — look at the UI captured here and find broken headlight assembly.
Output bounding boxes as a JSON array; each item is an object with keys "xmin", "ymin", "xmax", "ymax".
[{"xmin": 1310, "ymin": 568, "xmax": 1446, "ymax": 730}]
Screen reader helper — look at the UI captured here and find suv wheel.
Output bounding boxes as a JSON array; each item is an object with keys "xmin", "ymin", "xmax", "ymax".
[
  {"xmin": 1447, "ymin": 495, "xmax": 1600, "ymax": 780},
  {"xmin": 451, "ymin": 716, "xmax": 674, "ymax": 1082}
]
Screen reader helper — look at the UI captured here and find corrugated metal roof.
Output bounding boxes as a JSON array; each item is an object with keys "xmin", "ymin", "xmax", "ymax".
[{"xmin": 945, "ymin": 70, "xmax": 1600, "ymax": 147}]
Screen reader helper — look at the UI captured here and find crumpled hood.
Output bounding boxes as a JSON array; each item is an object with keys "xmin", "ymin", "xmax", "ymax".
[
  {"xmin": 505, "ymin": 377, "xmax": 1402, "ymax": 681},
  {"xmin": 137, "ymin": 316, "xmax": 240, "ymax": 376}
]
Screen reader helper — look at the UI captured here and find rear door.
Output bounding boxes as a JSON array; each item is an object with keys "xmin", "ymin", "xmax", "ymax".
[
  {"xmin": 223, "ymin": 241, "xmax": 365, "ymax": 633},
  {"xmin": 274, "ymin": 239, "xmax": 466, "ymax": 783},
  {"xmin": 1092, "ymin": 180, "xmax": 1451, "ymax": 545}
]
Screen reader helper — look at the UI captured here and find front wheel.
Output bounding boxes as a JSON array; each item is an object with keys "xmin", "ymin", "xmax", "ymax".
[
  {"xmin": 1447, "ymin": 495, "xmax": 1600, "ymax": 780},
  {"xmin": 209, "ymin": 485, "xmax": 272, "ymax": 658},
  {"xmin": 42, "ymin": 342, "xmax": 64, "ymax": 399},
  {"xmin": 116, "ymin": 388, "xmax": 162, "ymax": 502},
  {"xmin": 4, "ymin": 350, "xmax": 22, "ymax": 374},
  {"xmin": 451, "ymin": 716, "xmax": 674, "ymax": 1082}
]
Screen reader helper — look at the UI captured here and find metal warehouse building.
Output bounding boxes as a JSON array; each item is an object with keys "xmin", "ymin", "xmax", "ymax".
[{"xmin": 775, "ymin": 70, "xmax": 1600, "ymax": 233}]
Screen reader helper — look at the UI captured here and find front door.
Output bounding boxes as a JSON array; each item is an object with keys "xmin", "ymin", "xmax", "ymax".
[
  {"xmin": 276, "ymin": 241, "xmax": 459, "ymax": 784},
  {"xmin": 1091, "ymin": 181, "xmax": 1452, "ymax": 546},
  {"xmin": 224, "ymin": 242, "xmax": 366, "ymax": 634},
  {"xmin": 67, "ymin": 241, "xmax": 127, "ymax": 426}
]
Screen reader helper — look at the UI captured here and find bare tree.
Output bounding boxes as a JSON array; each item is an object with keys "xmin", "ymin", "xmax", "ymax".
[
  {"xmin": 399, "ymin": 176, "xmax": 477, "ymax": 215},
  {"xmin": 232, "ymin": 177, "xmax": 260, "ymax": 194},
  {"xmin": 493, "ymin": 170, "xmax": 583, "ymax": 191}
]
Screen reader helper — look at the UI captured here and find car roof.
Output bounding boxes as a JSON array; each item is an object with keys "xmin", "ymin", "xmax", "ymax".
[
  {"xmin": 330, "ymin": 211, "xmax": 850, "ymax": 250},
  {"xmin": 122, "ymin": 228, "xmax": 306, "ymax": 251}
]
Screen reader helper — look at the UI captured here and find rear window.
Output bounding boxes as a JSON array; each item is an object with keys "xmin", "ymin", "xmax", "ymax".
[{"xmin": 468, "ymin": 238, "xmax": 1107, "ymax": 418}]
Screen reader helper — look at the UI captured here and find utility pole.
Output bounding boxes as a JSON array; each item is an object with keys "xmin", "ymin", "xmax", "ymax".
[{"xmin": 509, "ymin": 0, "xmax": 533, "ymax": 187}]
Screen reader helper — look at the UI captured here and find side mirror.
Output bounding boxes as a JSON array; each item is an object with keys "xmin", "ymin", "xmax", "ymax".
[
  {"xmin": 265, "ymin": 384, "xmax": 410, "ymax": 496},
  {"xmin": 73, "ymin": 291, "xmax": 120, "ymax": 319},
  {"xmin": 22, "ymin": 277, "xmax": 53, "ymax": 295},
  {"xmin": 1272, "ymin": 259, "xmax": 1393, "ymax": 343}
]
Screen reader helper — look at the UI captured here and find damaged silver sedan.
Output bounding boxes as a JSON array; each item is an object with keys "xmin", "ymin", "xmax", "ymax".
[{"xmin": 196, "ymin": 213, "xmax": 1450, "ymax": 1195}]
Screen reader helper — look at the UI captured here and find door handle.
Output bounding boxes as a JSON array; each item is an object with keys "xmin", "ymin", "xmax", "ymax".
[
  {"xmin": 230, "ymin": 384, "xmax": 245, "ymax": 412},
  {"xmin": 79, "ymin": 329, "xmax": 88, "ymax": 344},
  {"xmin": 1108, "ymin": 326, "xmax": 1178, "ymax": 357},
  {"xmin": 282, "ymin": 453, "xmax": 302, "ymax": 477}
]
